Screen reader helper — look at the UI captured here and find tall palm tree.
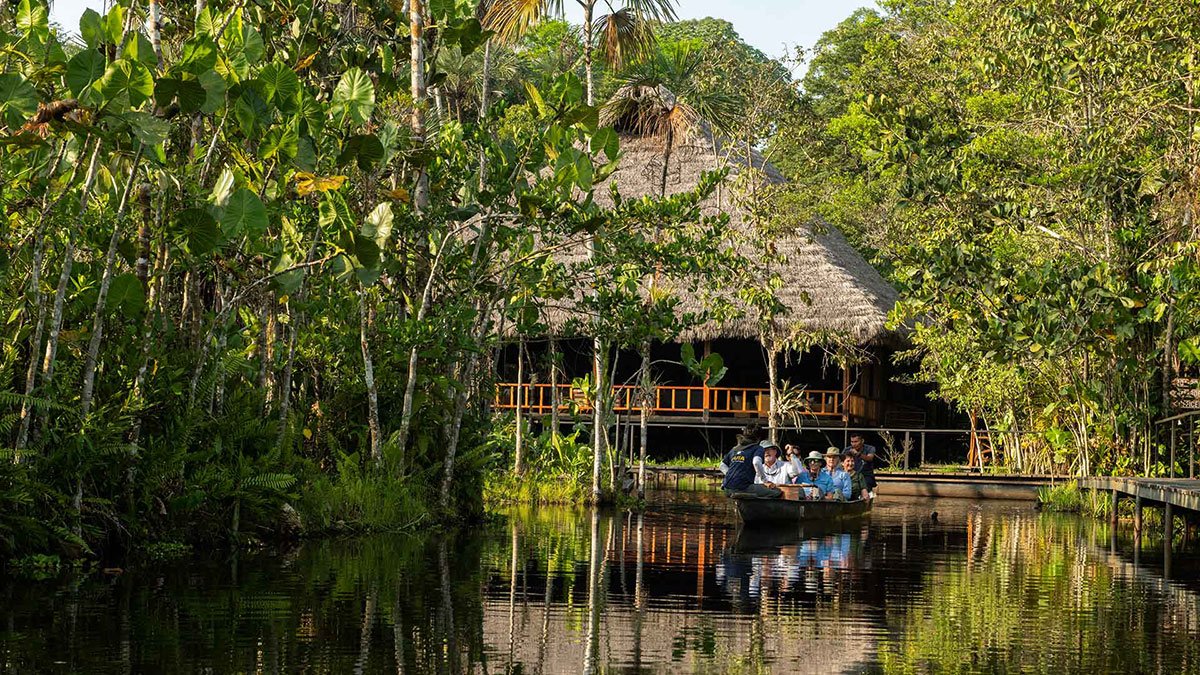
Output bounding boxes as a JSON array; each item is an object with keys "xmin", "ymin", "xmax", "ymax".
[
  {"xmin": 601, "ymin": 43, "xmax": 739, "ymax": 497},
  {"xmin": 485, "ymin": 0, "xmax": 677, "ymax": 501}
]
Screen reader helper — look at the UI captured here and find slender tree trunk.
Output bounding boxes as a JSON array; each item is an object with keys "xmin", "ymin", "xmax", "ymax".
[
  {"xmin": 766, "ymin": 343, "xmax": 779, "ymax": 440},
  {"xmin": 146, "ymin": 0, "xmax": 163, "ymax": 69},
  {"xmin": 41, "ymin": 141, "xmax": 102, "ymax": 391},
  {"xmin": 410, "ymin": 0, "xmax": 429, "ymax": 211},
  {"xmin": 582, "ymin": 2, "xmax": 595, "ymax": 106},
  {"xmin": 514, "ymin": 338, "xmax": 526, "ymax": 474},
  {"xmin": 80, "ymin": 149, "xmax": 144, "ymax": 417},
  {"xmin": 549, "ymin": 338, "xmax": 560, "ymax": 440},
  {"xmin": 360, "ymin": 292, "xmax": 382, "ymax": 466},
  {"xmin": 637, "ymin": 340, "xmax": 651, "ymax": 498},
  {"xmin": 440, "ymin": 305, "xmax": 491, "ymax": 510},
  {"xmin": 591, "ymin": 339, "xmax": 607, "ymax": 504},
  {"xmin": 16, "ymin": 142, "xmax": 76, "ymax": 453}
]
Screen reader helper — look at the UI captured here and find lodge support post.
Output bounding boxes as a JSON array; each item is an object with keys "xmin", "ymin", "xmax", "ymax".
[
  {"xmin": 841, "ymin": 364, "xmax": 851, "ymax": 426},
  {"xmin": 701, "ymin": 341, "xmax": 711, "ymax": 422},
  {"xmin": 920, "ymin": 431, "xmax": 926, "ymax": 469}
]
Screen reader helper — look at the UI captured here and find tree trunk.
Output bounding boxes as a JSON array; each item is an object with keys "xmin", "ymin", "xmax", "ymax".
[
  {"xmin": 514, "ymin": 338, "xmax": 526, "ymax": 474},
  {"xmin": 549, "ymin": 338, "xmax": 560, "ymax": 440},
  {"xmin": 637, "ymin": 339, "xmax": 650, "ymax": 499},
  {"xmin": 41, "ymin": 141, "xmax": 102, "ymax": 391},
  {"xmin": 80, "ymin": 149, "xmax": 144, "ymax": 417},
  {"xmin": 766, "ymin": 343, "xmax": 779, "ymax": 440},
  {"xmin": 591, "ymin": 338, "xmax": 608, "ymax": 504},
  {"xmin": 146, "ymin": 0, "xmax": 163, "ymax": 69},
  {"xmin": 16, "ymin": 142, "xmax": 76, "ymax": 453},
  {"xmin": 582, "ymin": 2, "xmax": 595, "ymax": 105},
  {"xmin": 410, "ymin": 0, "xmax": 429, "ymax": 211},
  {"xmin": 440, "ymin": 311, "xmax": 488, "ymax": 510},
  {"xmin": 360, "ymin": 292, "xmax": 382, "ymax": 466}
]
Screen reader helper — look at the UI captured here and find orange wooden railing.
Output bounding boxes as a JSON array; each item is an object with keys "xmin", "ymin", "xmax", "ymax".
[{"xmin": 494, "ymin": 383, "xmax": 846, "ymax": 417}]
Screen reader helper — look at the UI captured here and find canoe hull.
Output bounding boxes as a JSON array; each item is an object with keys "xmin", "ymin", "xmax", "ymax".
[{"xmin": 733, "ymin": 496, "xmax": 872, "ymax": 524}]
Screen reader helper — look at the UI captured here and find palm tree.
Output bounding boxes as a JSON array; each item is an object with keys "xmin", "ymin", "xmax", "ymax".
[
  {"xmin": 485, "ymin": 0, "xmax": 677, "ymax": 501},
  {"xmin": 601, "ymin": 43, "xmax": 739, "ymax": 497}
]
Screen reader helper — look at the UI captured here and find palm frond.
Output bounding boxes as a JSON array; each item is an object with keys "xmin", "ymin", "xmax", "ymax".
[
  {"xmin": 484, "ymin": 0, "xmax": 564, "ymax": 43},
  {"xmin": 620, "ymin": 0, "xmax": 676, "ymax": 24},
  {"xmin": 594, "ymin": 9, "xmax": 654, "ymax": 70}
]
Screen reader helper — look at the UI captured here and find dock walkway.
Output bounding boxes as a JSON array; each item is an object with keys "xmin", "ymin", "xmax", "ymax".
[{"xmin": 1078, "ymin": 477, "xmax": 1200, "ymax": 512}]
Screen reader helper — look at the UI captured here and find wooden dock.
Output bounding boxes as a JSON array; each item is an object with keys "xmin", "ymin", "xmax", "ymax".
[{"xmin": 1078, "ymin": 477, "xmax": 1200, "ymax": 512}]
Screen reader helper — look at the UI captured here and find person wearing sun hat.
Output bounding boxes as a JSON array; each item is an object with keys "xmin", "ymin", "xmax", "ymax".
[
  {"xmin": 719, "ymin": 425, "xmax": 782, "ymax": 499},
  {"xmin": 756, "ymin": 440, "xmax": 800, "ymax": 486},
  {"xmin": 795, "ymin": 450, "xmax": 833, "ymax": 499},
  {"xmin": 822, "ymin": 447, "xmax": 848, "ymax": 500}
]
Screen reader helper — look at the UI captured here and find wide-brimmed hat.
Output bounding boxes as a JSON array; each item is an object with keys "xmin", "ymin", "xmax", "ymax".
[
  {"xmin": 760, "ymin": 440, "xmax": 779, "ymax": 450},
  {"xmin": 804, "ymin": 451, "xmax": 824, "ymax": 465},
  {"xmin": 824, "ymin": 447, "xmax": 843, "ymax": 458}
]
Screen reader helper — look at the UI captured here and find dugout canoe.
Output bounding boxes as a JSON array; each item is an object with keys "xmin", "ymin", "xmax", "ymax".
[{"xmin": 731, "ymin": 487, "xmax": 872, "ymax": 525}]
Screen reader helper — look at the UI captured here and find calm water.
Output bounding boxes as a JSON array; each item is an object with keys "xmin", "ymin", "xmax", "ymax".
[{"xmin": 3, "ymin": 494, "xmax": 1200, "ymax": 673}]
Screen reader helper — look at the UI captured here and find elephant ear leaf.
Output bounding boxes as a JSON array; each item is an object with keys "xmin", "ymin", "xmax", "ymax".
[
  {"xmin": 107, "ymin": 273, "xmax": 146, "ymax": 316},
  {"xmin": 0, "ymin": 74, "xmax": 38, "ymax": 128},
  {"xmin": 331, "ymin": 68, "xmax": 374, "ymax": 126},
  {"xmin": 220, "ymin": 188, "xmax": 268, "ymax": 240}
]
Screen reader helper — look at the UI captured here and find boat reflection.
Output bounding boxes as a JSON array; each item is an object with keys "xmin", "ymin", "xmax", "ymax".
[{"xmin": 718, "ymin": 522, "xmax": 871, "ymax": 604}]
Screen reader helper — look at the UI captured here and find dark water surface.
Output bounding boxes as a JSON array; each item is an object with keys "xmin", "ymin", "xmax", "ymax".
[{"xmin": 3, "ymin": 494, "xmax": 1200, "ymax": 673}]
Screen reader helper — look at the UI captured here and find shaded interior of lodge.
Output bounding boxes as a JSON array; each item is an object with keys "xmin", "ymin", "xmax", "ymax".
[{"xmin": 494, "ymin": 123, "xmax": 961, "ymax": 459}]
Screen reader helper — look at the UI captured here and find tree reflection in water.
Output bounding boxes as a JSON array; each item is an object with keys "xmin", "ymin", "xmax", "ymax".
[{"xmin": 2, "ymin": 499, "xmax": 1200, "ymax": 672}]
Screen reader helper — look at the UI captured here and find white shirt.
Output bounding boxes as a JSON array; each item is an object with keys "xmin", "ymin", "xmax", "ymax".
[{"xmin": 756, "ymin": 456, "xmax": 799, "ymax": 484}]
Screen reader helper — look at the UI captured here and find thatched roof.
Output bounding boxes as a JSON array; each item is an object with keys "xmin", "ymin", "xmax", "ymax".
[{"xmin": 532, "ymin": 125, "xmax": 899, "ymax": 347}]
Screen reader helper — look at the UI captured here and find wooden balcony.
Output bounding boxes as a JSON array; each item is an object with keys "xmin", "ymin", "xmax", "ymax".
[{"xmin": 493, "ymin": 383, "xmax": 846, "ymax": 419}]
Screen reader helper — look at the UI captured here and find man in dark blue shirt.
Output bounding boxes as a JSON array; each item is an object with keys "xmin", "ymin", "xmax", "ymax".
[
  {"xmin": 719, "ymin": 426, "xmax": 782, "ymax": 499},
  {"xmin": 844, "ymin": 433, "xmax": 878, "ymax": 496}
]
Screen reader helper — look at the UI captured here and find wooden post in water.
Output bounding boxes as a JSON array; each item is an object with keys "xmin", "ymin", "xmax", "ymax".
[
  {"xmin": 1110, "ymin": 488, "xmax": 1118, "ymax": 526},
  {"xmin": 1164, "ymin": 502, "xmax": 1174, "ymax": 579},
  {"xmin": 1134, "ymin": 494, "xmax": 1143, "ymax": 537},
  {"xmin": 1170, "ymin": 424, "xmax": 1176, "ymax": 478}
]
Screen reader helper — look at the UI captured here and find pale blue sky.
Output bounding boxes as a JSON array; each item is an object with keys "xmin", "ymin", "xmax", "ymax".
[{"xmin": 50, "ymin": 0, "xmax": 874, "ymax": 69}]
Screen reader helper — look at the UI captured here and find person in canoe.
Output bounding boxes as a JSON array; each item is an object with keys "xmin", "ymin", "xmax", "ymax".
[
  {"xmin": 719, "ymin": 426, "xmax": 782, "ymax": 499},
  {"xmin": 795, "ymin": 450, "xmax": 833, "ymax": 499},
  {"xmin": 820, "ymin": 447, "xmax": 846, "ymax": 500},
  {"xmin": 758, "ymin": 441, "xmax": 800, "ymax": 486},
  {"xmin": 832, "ymin": 453, "xmax": 871, "ymax": 501}
]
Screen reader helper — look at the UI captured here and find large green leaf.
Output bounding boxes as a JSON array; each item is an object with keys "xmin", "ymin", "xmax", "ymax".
[
  {"xmin": 178, "ymin": 37, "xmax": 218, "ymax": 74},
  {"xmin": 123, "ymin": 32, "xmax": 158, "ymax": 68},
  {"xmin": 106, "ymin": 274, "xmax": 146, "ymax": 316},
  {"xmin": 97, "ymin": 59, "xmax": 154, "ymax": 107},
  {"xmin": 362, "ymin": 202, "xmax": 394, "ymax": 248},
  {"xmin": 331, "ymin": 68, "xmax": 375, "ymax": 126},
  {"xmin": 66, "ymin": 50, "xmax": 106, "ymax": 99},
  {"xmin": 338, "ymin": 134, "xmax": 384, "ymax": 170},
  {"xmin": 17, "ymin": 0, "xmax": 48, "ymax": 38},
  {"xmin": 154, "ymin": 77, "xmax": 207, "ymax": 114},
  {"xmin": 257, "ymin": 62, "xmax": 300, "ymax": 111},
  {"xmin": 177, "ymin": 208, "xmax": 221, "ymax": 254},
  {"xmin": 79, "ymin": 8, "xmax": 104, "ymax": 47},
  {"xmin": 0, "ymin": 74, "xmax": 38, "ymax": 128},
  {"xmin": 220, "ymin": 188, "xmax": 268, "ymax": 240},
  {"xmin": 198, "ymin": 70, "xmax": 227, "ymax": 114}
]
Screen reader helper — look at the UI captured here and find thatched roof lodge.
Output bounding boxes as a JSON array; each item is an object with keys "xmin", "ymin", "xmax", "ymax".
[
  {"xmin": 532, "ymin": 124, "xmax": 900, "ymax": 348},
  {"xmin": 497, "ymin": 121, "xmax": 942, "ymax": 437}
]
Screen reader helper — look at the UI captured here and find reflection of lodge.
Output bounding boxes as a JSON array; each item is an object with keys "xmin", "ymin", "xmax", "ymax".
[{"xmin": 480, "ymin": 510, "xmax": 885, "ymax": 673}]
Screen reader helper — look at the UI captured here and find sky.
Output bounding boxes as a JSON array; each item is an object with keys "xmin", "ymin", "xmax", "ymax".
[{"xmin": 49, "ymin": 0, "xmax": 874, "ymax": 66}]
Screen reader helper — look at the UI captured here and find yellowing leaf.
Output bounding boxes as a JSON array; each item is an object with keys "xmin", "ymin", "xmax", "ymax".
[
  {"xmin": 302, "ymin": 427, "xmax": 313, "ymax": 439},
  {"xmin": 295, "ymin": 172, "xmax": 347, "ymax": 196},
  {"xmin": 293, "ymin": 52, "xmax": 317, "ymax": 72},
  {"xmin": 383, "ymin": 187, "xmax": 410, "ymax": 202}
]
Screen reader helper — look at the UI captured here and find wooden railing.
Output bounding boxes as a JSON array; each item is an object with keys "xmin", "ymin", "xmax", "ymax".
[{"xmin": 494, "ymin": 383, "xmax": 846, "ymax": 418}]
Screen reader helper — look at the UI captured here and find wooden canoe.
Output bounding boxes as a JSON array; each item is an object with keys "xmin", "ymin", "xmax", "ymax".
[{"xmin": 731, "ymin": 489, "xmax": 872, "ymax": 525}]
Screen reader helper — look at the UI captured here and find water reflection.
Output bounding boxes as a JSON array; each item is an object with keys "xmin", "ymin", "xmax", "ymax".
[{"xmin": 2, "ymin": 497, "xmax": 1200, "ymax": 673}]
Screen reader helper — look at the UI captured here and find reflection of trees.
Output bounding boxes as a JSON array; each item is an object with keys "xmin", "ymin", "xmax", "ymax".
[{"xmin": 877, "ymin": 513, "xmax": 1200, "ymax": 672}]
